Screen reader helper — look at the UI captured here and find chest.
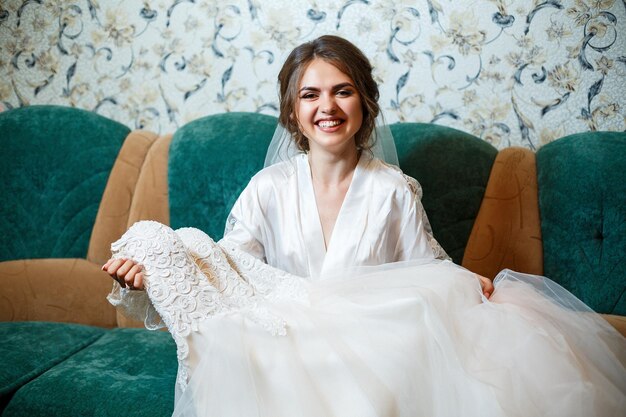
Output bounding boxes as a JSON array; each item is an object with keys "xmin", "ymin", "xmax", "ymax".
[
  {"xmin": 314, "ymin": 187, "xmax": 347, "ymax": 221},
  {"xmin": 312, "ymin": 182, "xmax": 351, "ymax": 248}
]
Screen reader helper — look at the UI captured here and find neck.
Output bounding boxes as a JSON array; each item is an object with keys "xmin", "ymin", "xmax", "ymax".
[{"xmin": 308, "ymin": 146, "xmax": 359, "ymax": 187}]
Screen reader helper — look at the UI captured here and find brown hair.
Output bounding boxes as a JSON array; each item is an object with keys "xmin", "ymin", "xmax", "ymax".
[{"xmin": 277, "ymin": 35, "xmax": 380, "ymax": 152}]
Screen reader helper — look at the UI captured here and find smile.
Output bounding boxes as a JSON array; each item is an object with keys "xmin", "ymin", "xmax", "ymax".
[{"xmin": 316, "ymin": 119, "xmax": 344, "ymax": 128}]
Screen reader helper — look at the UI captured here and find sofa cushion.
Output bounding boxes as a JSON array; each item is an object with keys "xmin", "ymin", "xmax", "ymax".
[
  {"xmin": 2, "ymin": 328, "xmax": 176, "ymax": 417},
  {"xmin": 168, "ymin": 112, "xmax": 278, "ymax": 239},
  {"xmin": 391, "ymin": 123, "xmax": 498, "ymax": 263},
  {"xmin": 462, "ymin": 148, "xmax": 543, "ymax": 278},
  {"xmin": 0, "ymin": 105, "xmax": 130, "ymax": 262},
  {"xmin": 126, "ymin": 134, "xmax": 173, "ymax": 229},
  {"xmin": 0, "ymin": 322, "xmax": 105, "ymax": 411},
  {"xmin": 537, "ymin": 132, "xmax": 626, "ymax": 315},
  {"xmin": 0, "ymin": 258, "xmax": 117, "ymax": 326}
]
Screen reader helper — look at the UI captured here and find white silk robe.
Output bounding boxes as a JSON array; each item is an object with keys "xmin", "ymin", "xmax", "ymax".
[{"xmin": 221, "ymin": 153, "xmax": 447, "ymax": 278}]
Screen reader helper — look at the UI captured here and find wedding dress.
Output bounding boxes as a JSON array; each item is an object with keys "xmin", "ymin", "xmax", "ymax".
[{"xmin": 108, "ymin": 154, "xmax": 625, "ymax": 417}]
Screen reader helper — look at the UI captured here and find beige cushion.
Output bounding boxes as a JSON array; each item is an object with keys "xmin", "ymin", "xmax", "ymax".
[
  {"xmin": 0, "ymin": 258, "xmax": 117, "ymax": 327},
  {"xmin": 126, "ymin": 134, "xmax": 172, "ymax": 227},
  {"xmin": 88, "ymin": 130, "xmax": 160, "ymax": 265},
  {"xmin": 602, "ymin": 314, "xmax": 626, "ymax": 337},
  {"xmin": 463, "ymin": 148, "xmax": 543, "ymax": 279}
]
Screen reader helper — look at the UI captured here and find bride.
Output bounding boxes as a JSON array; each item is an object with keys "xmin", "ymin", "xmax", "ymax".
[{"xmin": 103, "ymin": 35, "xmax": 625, "ymax": 417}]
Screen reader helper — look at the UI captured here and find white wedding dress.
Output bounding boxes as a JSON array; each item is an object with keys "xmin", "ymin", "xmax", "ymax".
[{"xmin": 108, "ymin": 154, "xmax": 626, "ymax": 417}]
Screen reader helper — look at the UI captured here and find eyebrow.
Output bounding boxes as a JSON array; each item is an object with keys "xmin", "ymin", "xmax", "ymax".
[{"xmin": 299, "ymin": 82, "xmax": 355, "ymax": 93}]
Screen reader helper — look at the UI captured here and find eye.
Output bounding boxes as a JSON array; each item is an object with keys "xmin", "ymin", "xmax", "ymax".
[
  {"xmin": 336, "ymin": 90, "xmax": 353, "ymax": 97},
  {"xmin": 300, "ymin": 92, "xmax": 317, "ymax": 100}
]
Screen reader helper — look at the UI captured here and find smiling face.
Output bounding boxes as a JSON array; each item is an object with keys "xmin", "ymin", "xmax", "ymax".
[{"xmin": 295, "ymin": 59, "xmax": 363, "ymax": 156}]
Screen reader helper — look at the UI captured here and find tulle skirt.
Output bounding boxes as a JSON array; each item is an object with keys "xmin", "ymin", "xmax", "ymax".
[{"xmin": 171, "ymin": 262, "xmax": 625, "ymax": 417}]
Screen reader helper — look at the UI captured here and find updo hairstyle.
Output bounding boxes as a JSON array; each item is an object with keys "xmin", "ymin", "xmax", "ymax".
[{"xmin": 277, "ymin": 35, "xmax": 380, "ymax": 152}]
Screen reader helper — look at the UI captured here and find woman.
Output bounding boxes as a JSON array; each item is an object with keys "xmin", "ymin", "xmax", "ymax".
[{"xmin": 104, "ymin": 36, "xmax": 625, "ymax": 416}]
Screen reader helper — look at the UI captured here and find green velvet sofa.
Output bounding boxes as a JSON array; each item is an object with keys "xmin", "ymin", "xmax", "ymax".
[{"xmin": 1, "ymin": 105, "xmax": 624, "ymax": 416}]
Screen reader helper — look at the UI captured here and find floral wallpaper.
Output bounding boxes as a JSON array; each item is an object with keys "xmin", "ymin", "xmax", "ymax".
[{"xmin": 0, "ymin": 0, "xmax": 624, "ymax": 149}]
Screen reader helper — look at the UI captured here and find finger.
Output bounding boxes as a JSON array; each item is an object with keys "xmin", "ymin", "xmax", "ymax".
[
  {"xmin": 104, "ymin": 259, "xmax": 126, "ymax": 286},
  {"xmin": 106, "ymin": 258, "xmax": 126, "ymax": 275},
  {"xmin": 475, "ymin": 274, "xmax": 490, "ymax": 299},
  {"xmin": 101, "ymin": 258, "xmax": 113, "ymax": 271},
  {"xmin": 117, "ymin": 259, "xmax": 136, "ymax": 278},
  {"xmin": 125, "ymin": 265, "xmax": 140, "ymax": 289},
  {"xmin": 482, "ymin": 277, "xmax": 494, "ymax": 299},
  {"xmin": 133, "ymin": 272, "xmax": 144, "ymax": 291},
  {"xmin": 123, "ymin": 273, "xmax": 135, "ymax": 289},
  {"xmin": 484, "ymin": 277, "xmax": 494, "ymax": 293}
]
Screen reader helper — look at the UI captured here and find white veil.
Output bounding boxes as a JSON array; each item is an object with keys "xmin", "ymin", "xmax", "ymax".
[{"xmin": 264, "ymin": 116, "xmax": 399, "ymax": 168}]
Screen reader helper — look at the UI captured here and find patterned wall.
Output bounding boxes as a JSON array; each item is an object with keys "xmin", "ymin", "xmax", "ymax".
[{"xmin": 0, "ymin": 0, "xmax": 624, "ymax": 149}]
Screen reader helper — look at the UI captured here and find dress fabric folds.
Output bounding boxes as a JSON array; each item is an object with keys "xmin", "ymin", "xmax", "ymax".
[{"xmin": 108, "ymin": 156, "xmax": 626, "ymax": 417}]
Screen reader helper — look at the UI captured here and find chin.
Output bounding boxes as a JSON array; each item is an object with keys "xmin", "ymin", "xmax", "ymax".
[{"xmin": 309, "ymin": 137, "xmax": 357, "ymax": 154}]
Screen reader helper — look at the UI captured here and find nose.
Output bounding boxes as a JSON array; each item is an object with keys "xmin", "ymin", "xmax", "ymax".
[{"xmin": 320, "ymin": 93, "xmax": 337, "ymax": 114}]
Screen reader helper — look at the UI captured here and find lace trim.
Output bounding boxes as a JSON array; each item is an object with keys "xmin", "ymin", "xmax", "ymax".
[
  {"xmin": 402, "ymin": 174, "xmax": 452, "ymax": 261},
  {"xmin": 109, "ymin": 221, "xmax": 308, "ymax": 392},
  {"xmin": 106, "ymin": 284, "xmax": 164, "ymax": 329}
]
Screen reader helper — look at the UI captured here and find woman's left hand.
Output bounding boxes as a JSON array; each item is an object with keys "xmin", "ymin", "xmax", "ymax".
[{"xmin": 476, "ymin": 274, "xmax": 494, "ymax": 299}]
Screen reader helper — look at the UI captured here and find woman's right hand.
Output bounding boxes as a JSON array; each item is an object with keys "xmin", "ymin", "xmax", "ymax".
[
  {"xmin": 102, "ymin": 258, "xmax": 145, "ymax": 290},
  {"xmin": 476, "ymin": 273, "xmax": 494, "ymax": 300}
]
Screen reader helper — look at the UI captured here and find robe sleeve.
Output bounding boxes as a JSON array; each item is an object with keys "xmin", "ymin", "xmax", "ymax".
[
  {"xmin": 107, "ymin": 283, "xmax": 165, "ymax": 329},
  {"xmin": 394, "ymin": 175, "xmax": 451, "ymax": 262},
  {"xmin": 219, "ymin": 177, "xmax": 267, "ymax": 261}
]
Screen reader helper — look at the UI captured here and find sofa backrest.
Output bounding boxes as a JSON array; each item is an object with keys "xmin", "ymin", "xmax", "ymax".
[
  {"xmin": 167, "ymin": 112, "xmax": 279, "ymax": 239},
  {"xmin": 391, "ymin": 123, "xmax": 498, "ymax": 263},
  {"xmin": 537, "ymin": 132, "xmax": 626, "ymax": 315},
  {"xmin": 0, "ymin": 105, "xmax": 130, "ymax": 262}
]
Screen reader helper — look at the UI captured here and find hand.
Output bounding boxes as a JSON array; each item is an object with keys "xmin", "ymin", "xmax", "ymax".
[
  {"xmin": 102, "ymin": 258, "xmax": 145, "ymax": 290},
  {"xmin": 476, "ymin": 274, "xmax": 494, "ymax": 299}
]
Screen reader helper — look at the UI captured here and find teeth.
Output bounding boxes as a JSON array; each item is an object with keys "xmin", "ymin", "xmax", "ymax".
[{"xmin": 318, "ymin": 120, "xmax": 342, "ymax": 128}]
